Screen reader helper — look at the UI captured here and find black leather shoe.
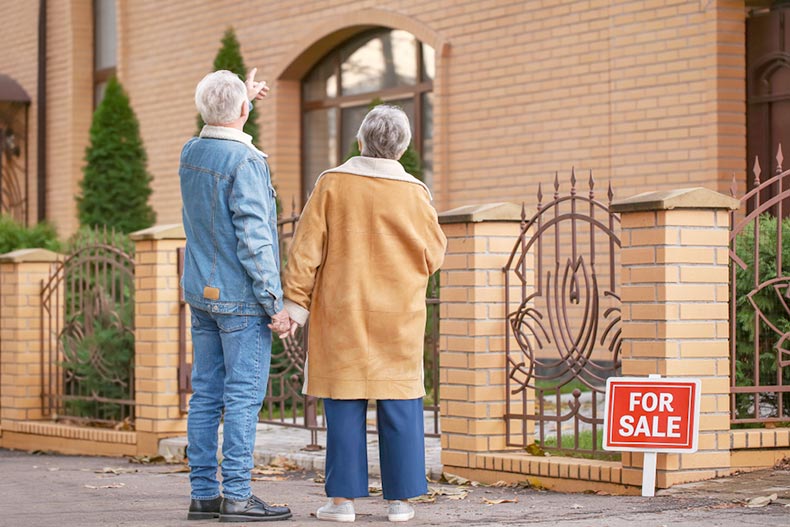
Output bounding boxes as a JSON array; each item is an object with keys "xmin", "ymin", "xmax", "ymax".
[
  {"xmin": 219, "ymin": 495, "xmax": 292, "ymax": 522},
  {"xmin": 187, "ymin": 496, "xmax": 222, "ymax": 520}
]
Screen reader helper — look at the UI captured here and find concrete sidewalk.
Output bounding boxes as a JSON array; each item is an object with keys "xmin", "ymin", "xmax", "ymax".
[
  {"xmin": 159, "ymin": 420, "xmax": 444, "ymax": 481},
  {"xmin": 1, "ymin": 448, "xmax": 789, "ymax": 526}
]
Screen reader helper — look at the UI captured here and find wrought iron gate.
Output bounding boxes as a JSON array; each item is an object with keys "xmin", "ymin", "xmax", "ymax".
[
  {"xmin": 730, "ymin": 145, "xmax": 790, "ymax": 424},
  {"xmin": 41, "ymin": 228, "xmax": 136, "ymax": 426},
  {"xmin": 503, "ymin": 171, "xmax": 621, "ymax": 457}
]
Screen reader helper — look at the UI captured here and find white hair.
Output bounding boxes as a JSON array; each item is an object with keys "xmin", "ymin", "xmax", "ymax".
[
  {"xmin": 356, "ymin": 105, "xmax": 412, "ymax": 160},
  {"xmin": 194, "ymin": 70, "xmax": 247, "ymax": 125}
]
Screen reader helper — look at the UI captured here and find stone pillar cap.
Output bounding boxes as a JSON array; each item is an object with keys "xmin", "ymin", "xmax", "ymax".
[
  {"xmin": 439, "ymin": 202, "xmax": 523, "ymax": 224},
  {"xmin": 610, "ymin": 187, "xmax": 740, "ymax": 213},
  {"xmin": 0, "ymin": 247, "xmax": 61, "ymax": 263},
  {"xmin": 129, "ymin": 224, "xmax": 186, "ymax": 241}
]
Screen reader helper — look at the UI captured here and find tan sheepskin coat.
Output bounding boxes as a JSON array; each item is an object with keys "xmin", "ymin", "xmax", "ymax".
[{"xmin": 282, "ymin": 156, "xmax": 447, "ymax": 400}]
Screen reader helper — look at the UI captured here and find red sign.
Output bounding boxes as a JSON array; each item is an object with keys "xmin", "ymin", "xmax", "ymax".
[{"xmin": 603, "ymin": 377, "xmax": 701, "ymax": 453}]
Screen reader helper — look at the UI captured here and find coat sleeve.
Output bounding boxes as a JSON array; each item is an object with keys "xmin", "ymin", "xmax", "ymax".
[
  {"xmin": 424, "ymin": 198, "xmax": 447, "ymax": 275},
  {"xmin": 282, "ymin": 179, "xmax": 329, "ymax": 326},
  {"xmin": 229, "ymin": 157, "xmax": 283, "ymax": 317}
]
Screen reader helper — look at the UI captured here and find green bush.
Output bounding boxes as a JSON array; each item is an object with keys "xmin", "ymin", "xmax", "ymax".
[
  {"xmin": 733, "ymin": 213, "xmax": 790, "ymax": 420},
  {"xmin": 0, "ymin": 214, "xmax": 61, "ymax": 254},
  {"xmin": 197, "ymin": 27, "xmax": 260, "ymax": 142},
  {"xmin": 78, "ymin": 77, "xmax": 155, "ymax": 234}
]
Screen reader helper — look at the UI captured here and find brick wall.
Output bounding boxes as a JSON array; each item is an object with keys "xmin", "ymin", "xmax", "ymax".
[{"xmin": 1, "ymin": 1, "xmax": 747, "ymax": 234}]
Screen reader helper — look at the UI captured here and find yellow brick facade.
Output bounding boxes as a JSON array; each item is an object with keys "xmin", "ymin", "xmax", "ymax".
[{"xmin": 0, "ymin": 1, "xmax": 746, "ymax": 235}]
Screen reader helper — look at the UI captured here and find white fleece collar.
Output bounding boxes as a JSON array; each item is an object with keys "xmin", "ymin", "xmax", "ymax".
[
  {"xmin": 199, "ymin": 125, "xmax": 268, "ymax": 158},
  {"xmin": 318, "ymin": 156, "xmax": 432, "ymax": 200}
]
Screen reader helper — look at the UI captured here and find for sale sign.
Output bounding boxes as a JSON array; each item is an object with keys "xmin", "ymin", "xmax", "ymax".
[{"xmin": 603, "ymin": 377, "xmax": 701, "ymax": 453}]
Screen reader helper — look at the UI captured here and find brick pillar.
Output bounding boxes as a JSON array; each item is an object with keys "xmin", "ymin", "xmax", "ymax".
[
  {"xmin": 611, "ymin": 188, "xmax": 739, "ymax": 488},
  {"xmin": 0, "ymin": 249, "xmax": 61, "ymax": 425},
  {"xmin": 130, "ymin": 224, "xmax": 187, "ymax": 455},
  {"xmin": 438, "ymin": 203, "xmax": 524, "ymax": 477}
]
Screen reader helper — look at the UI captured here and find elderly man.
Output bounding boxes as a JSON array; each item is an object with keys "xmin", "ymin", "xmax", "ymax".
[{"xmin": 179, "ymin": 69, "xmax": 291, "ymax": 522}]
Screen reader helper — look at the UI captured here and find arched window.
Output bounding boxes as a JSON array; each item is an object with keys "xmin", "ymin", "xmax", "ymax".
[{"xmin": 301, "ymin": 28, "xmax": 434, "ymax": 199}]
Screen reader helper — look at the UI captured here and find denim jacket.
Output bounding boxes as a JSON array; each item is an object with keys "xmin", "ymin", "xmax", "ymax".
[{"xmin": 179, "ymin": 125, "xmax": 282, "ymax": 317}]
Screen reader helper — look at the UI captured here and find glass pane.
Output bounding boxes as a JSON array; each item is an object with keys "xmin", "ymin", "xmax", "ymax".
[
  {"xmin": 421, "ymin": 92, "xmax": 434, "ymax": 188},
  {"xmin": 303, "ymin": 108, "xmax": 337, "ymax": 195},
  {"xmin": 422, "ymin": 43, "xmax": 435, "ymax": 82},
  {"xmin": 94, "ymin": 0, "xmax": 117, "ymax": 70},
  {"xmin": 341, "ymin": 30, "xmax": 417, "ymax": 96},
  {"xmin": 303, "ymin": 55, "xmax": 337, "ymax": 101},
  {"xmin": 341, "ymin": 105, "xmax": 369, "ymax": 160},
  {"xmin": 94, "ymin": 81, "xmax": 108, "ymax": 106}
]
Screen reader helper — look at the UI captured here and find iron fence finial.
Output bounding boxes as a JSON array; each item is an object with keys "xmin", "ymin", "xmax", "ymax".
[
  {"xmin": 754, "ymin": 156, "xmax": 762, "ymax": 186},
  {"xmin": 589, "ymin": 170, "xmax": 594, "ymax": 200},
  {"xmin": 777, "ymin": 143, "xmax": 784, "ymax": 174},
  {"xmin": 554, "ymin": 172, "xmax": 560, "ymax": 199}
]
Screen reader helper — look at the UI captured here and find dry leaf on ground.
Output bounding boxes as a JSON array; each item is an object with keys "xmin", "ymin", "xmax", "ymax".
[
  {"xmin": 482, "ymin": 496, "xmax": 519, "ymax": 505},
  {"xmin": 442, "ymin": 472, "xmax": 480, "ymax": 486},
  {"xmin": 95, "ymin": 467, "xmax": 138, "ymax": 475},
  {"xmin": 84, "ymin": 483, "xmax": 126, "ymax": 489},
  {"xmin": 252, "ymin": 476, "xmax": 286, "ymax": 482},
  {"xmin": 746, "ymin": 493, "xmax": 777, "ymax": 508},
  {"xmin": 313, "ymin": 473, "xmax": 326, "ymax": 483}
]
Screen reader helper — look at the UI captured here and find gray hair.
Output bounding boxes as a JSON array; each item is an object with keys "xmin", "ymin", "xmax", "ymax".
[
  {"xmin": 194, "ymin": 70, "xmax": 247, "ymax": 125},
  {"xmin": 356, "ymin": 105, "xmax": 412, "ymax": 160}
]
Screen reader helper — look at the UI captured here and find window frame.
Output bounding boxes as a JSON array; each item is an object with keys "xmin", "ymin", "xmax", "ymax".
[{"xmin": 300, "ymin": 28, "xmax": 434, "ymax": 202}]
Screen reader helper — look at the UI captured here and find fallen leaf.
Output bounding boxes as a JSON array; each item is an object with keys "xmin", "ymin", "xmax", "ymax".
[
  {"xmin": 483, "ymin": 496, "xmax": 519, "ymax": 505},
  {"xmin": 570, "ymin": 504, "xmax": 583, "ymax": 509},
  {"xmin": 313, "ymin": 473, "xmax": 326, "ymax": 483},
  {"xmin": 489, "ymin": 480, "xmax": 511, "ymax": 487},
  {"xmin": 95, "ymin": 467, "xmax": 138, "ymax": 475},
  {"xmin": 84, "ymin": 483, "xmax": 126, "ymax": 489},
  {"xmin": 369, "ymin": 486, "xmax": 383, "ymax": 495},
  {"xmin": 409, "ymin": 495, "xmax": 437, "ymax": 504},
  {"xmin": 268, "ymin": 456, "xmax": 300, "ymax": 471},
  {"xmin": 447, "ymin": 492, "xmax": 470, "ymax": 501},
  {"xmin": 252, "ymin": 467, "xmax": 286, "ymax": 476},
  {"xmin": 442, "ymin": 472, "xmax": 480, "ymax": 486},
  {"xmin": 524, "ymin": 443, "xmax": 546, "ymax": 456},
  {"xmin": 164, "ymin": 466, "xmax": 191, "ymax": 474},
  {"xmin": 128, "ymin": 455, "xmax": 167, "ymax": 464},
  {"xmin": 252, "ymin": 476, "xmax": 286, "ymax": 482},
  {"xmin": 47, "ymin": 468, "xmax": 59, "ymax": 472},
  {"xmin": 746, "ymin": 493, "xmax": 777, "ymax": 508}
]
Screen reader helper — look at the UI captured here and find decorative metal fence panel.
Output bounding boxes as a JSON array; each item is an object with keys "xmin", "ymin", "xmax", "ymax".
[
  {"xmin": 178, "ymin": 201, "xmax": 441, "ymax": 447},
  {"xmin": 504, "ymin": 171, "xmax": 621, "ymax": 457},
  {"xmin": 41, "ymin": 228, "xmax": 136, "ymax": 426},
  {"xmin": 0, "ymin": 101, "xmax": 29, "ymax": 223},
  {"xmin": 730, "ymin": 145, "xmax": 790, "ymax": 424}
]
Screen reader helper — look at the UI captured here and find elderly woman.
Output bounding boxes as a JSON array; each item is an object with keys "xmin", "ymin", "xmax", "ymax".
[{"xmin": 282, "ymin": 105, "xmax": 446, "ymax": 523}]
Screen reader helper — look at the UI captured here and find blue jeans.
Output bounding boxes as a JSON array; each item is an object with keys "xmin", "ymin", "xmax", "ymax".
[{"xmin": 187, "ymin": 308, "xmax": 272, "ymax": 501}]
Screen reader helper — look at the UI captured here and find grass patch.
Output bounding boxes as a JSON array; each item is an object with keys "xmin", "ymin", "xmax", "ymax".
[
  {"xmin": 540, "ymin": 430, "xmax": 620, "ymax": 461},
  {"xmin": 534, "ymin": 378, "xmax": 593, "ymax": 395}
]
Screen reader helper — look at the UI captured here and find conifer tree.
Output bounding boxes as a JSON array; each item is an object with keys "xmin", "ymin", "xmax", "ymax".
[
  {"xmin": 344, "ymin": 99, "xmax": 423, "ymax": 181},
  {"xmin": 77, "ymin": 77, "xmax": 155, "ymax": 233},
  {"xmin": 197, "ymin": 27, "xmax": 259, "ymax": 142}
]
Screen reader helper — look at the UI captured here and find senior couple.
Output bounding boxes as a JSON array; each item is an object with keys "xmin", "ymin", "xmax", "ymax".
[{"xmin": 179, "ymin": 69, "xmax": 446, "ymax": 523}]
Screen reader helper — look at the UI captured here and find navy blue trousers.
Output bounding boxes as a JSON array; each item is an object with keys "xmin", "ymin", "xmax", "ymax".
[{"xmin": 323, "ymin": 398, "xmax": 428, "ymax": 500}]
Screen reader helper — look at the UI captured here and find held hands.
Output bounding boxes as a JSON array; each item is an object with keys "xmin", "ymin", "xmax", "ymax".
[
  {"xmin": 246, "ymin": 68, "xmax": 269, "ymax": 101},
  {"xmin": 268, "ymin": 309, "xmax": 300, "ymax": 339}
]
